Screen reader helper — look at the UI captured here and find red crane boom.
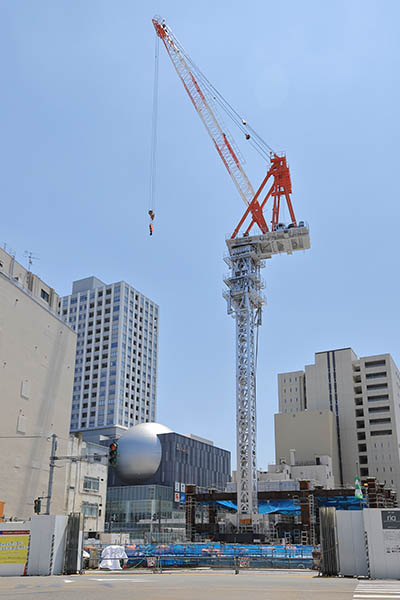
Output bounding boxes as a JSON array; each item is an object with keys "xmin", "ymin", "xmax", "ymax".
[{"xmin": 152, "ymin": 16, "xmax": 297, "ymax": 238}]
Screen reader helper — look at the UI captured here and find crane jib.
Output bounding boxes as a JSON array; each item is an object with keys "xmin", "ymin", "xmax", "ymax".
[{"xmin": 152, "ymin": 16, "xmax": 298, "ymax": 238}]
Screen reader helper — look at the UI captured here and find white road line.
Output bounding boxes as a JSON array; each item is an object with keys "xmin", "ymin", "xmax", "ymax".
[
  {"xmin": 353, "ymin": 590, "xmax": 400, "ymax": 598},
  {"xmin": 355, "ymin": 584, "xmax": 400, "ymax": 594},
  {"xmin": 63, "ymin": 579, "xmax": 74, "ymax": 583},
  {"xmin": 357, "ymin": 585, "xmax": 400, "ymax": 588}
]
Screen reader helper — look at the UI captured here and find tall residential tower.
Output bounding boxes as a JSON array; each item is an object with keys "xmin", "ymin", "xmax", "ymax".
[{"xmin": 60, "ymin": 277, "xmax": 159, "ymax": 442}]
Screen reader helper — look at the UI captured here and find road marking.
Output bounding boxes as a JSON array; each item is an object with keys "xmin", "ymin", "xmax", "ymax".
[
  {"xmin": 63, "ymin": 579, "xmax": 74, "ymax": 583},
  {"xmin": 354, "ymin": 581, "xmax": 400, "ymax": 599}
]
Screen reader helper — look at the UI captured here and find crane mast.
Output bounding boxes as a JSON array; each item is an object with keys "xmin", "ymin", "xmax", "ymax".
[{"xmin": 153, "ymin": 16, "xmax": 310, "ymax": 530}]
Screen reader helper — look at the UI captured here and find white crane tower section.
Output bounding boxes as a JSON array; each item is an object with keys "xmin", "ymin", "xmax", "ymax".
[{"xmin": 224, "ymin": 226, "xmax": 310, "ymax": 527}]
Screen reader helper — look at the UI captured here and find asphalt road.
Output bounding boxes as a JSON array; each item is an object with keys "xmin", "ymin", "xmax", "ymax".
[{"xmin": 0, "ymin": 569, "xmax": 365, "ymax": 600}]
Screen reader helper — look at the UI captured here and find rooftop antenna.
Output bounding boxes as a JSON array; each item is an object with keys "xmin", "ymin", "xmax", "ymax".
[
  {"xmin": 24, "ymin": 250, "xmax": 40, "ymax": 272},
  {"xmin": 3, "ymin": 243, "xmax": 16, "ymax": 258}
]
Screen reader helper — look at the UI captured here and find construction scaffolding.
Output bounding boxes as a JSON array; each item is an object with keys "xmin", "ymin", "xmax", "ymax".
[{"xmin": 185, "ymin": 479, "xmax": 397, "ymax": 545}]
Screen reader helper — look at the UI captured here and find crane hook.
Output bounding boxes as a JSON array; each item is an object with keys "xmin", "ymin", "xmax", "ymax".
[{"xmin": 148, "ymin": 210, "xmax": 155, "ymax": 236}]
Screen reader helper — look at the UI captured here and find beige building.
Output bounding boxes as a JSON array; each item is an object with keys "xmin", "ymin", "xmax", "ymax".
[
  {"xmin": 277, "ymin": 348, "xmax": 400, "ymax": 493},
  {"xmin": 0, "ymin": 248, "xmax": 76, "ymax": 519},
  {"xmin": 275, "ymin": 409, "xmax": 340, "ymax": 485},
  {"xmin": 64, "ymin": 435, "xmax": 108, "ymax": 534}
]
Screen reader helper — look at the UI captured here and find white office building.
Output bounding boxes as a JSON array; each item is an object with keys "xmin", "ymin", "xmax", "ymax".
[
  {"xmin": 60, "ymin": 277, "xmax": 159, "ymax": 442},
  {"xmin": 276, "ymin": 348, "xmax": 400, "ymax": 493}
]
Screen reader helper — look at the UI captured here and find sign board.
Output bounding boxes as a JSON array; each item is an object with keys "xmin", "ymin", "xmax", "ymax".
[
  {"xmin": 0, "ymin": 531, "xmax": 30, "ymax": 565},
  {"xmin": 180, "ymin": 493, "xmax": 186, "ymax": 504},
  {"xmin": 175, "ymin": 482, "xmax": 180, "ymax": 492},
  {"xmin": 382, "ymin": 511, "xmax": 400, "ymax": 530},
  {"xmin": 174, "ymin": 492, "xmax": 180, "ymax": 503},
  {"xmin": 147, "ymin": 557, "xmax": 156, "ymax": 567},
  {"xmin": 180, "ymin": 483, "xmax": 186, "ymax": 493},
  {"xmin": 381, "ymin": 511, "xmax": 400, "ymax": 555}
]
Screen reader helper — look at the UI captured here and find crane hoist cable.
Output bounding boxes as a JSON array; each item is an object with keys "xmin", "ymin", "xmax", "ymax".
[{"xmin": 148, "ymin": 32, "xmax": 159, "ymax": 235}]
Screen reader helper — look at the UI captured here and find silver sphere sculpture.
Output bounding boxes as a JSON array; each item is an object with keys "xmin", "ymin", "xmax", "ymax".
[{"xmin": 116, "ymin": 422, "xmax": 172, "ymax": 483}]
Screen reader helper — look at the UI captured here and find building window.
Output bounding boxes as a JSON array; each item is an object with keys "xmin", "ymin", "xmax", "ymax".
[
  {"xmin": 366, "ymin": 372, "xmax": 387, "ymax": 380},
  {"xmin": 365, "ymin": 360, "xmax": 386, "ymax": 368},
  {"xmin": 81, "ymin": 502, "xmax": 98, "ymax": 517},
  {"xmin": 41, "ymin": 289, "xmax": 50, "ymax": 302},
  {"xmin": 367, "ymin": 394, "xmax": 389, "ymax": 402}
]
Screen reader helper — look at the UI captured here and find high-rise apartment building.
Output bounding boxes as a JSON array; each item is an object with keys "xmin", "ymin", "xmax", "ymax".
[
  {"xmin": 60, "ymin": 276, "xmax": 159, "ymax": 441},
  {"xmin": 276, "ymin": 348, "xmax": 400, "ymax": 493}
]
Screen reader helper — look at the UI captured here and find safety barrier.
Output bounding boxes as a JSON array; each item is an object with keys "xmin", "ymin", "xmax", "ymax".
[{"xmin": 84, "ymin": 543, "xmax": 314, "ymax": 572}]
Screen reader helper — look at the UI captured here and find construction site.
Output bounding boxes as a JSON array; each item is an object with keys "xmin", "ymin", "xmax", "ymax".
[
  {"xmin": 184, "ymin": 478, "xmax": 397, "ymax": 546},
  {"xmin": 141, "ymin": 15, "xmax": 400, "ymax": 558}
]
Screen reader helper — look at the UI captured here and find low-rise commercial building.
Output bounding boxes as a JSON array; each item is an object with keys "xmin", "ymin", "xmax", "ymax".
[{"xmin": 64, "ymin": 435, "xmax": 108, "ymax": 534}]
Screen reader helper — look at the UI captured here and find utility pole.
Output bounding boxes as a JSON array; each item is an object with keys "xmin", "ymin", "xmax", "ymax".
[{"xmin": 46, "ymin": 434, "xmax": 58, "ymax": 515}]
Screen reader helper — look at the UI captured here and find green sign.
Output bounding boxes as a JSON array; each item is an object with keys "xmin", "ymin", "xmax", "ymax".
[{"xmin": 354, "ymin": 477, "xmax": 363, "ymax": 500}]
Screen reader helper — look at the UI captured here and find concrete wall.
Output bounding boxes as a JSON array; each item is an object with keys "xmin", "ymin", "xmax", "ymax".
[
  {"xmin": 0, "ymin": 267, "xmax": 76, "ymax": 519},
  {"xmin": 274, "ymin": 409, "xmax": 340, "ymax": 485}
]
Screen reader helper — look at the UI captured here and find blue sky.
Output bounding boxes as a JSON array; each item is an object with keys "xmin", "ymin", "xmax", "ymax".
[{"xmin": 1, "ymin": 0, "xmax": 399, "ymax": 468}]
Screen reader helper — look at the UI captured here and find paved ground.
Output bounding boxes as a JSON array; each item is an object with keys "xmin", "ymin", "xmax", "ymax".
[{"xmin": 0, "ymin": 569, "xmax": 369, "ymax": 599}]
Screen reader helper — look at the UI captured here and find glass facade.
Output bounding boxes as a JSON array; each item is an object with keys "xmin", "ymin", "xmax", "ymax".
[
  {"xmin": 106, "ymin": 484, "xmax": 174, "ymax": 533},
  {"xmin": 158, "ymin": 433, "xmax": 231, "ymax": 490}
]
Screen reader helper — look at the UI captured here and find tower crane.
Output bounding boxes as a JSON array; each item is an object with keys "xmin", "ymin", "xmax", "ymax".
[{"xmin": 152, "ymin": 16, "xmax": 310, "ymax": 530}]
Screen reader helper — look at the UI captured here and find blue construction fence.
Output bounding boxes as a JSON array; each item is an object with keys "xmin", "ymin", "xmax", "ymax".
[{"xmin": 124, "ymin": 543, "xmax": 314, "ymax": 569}]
